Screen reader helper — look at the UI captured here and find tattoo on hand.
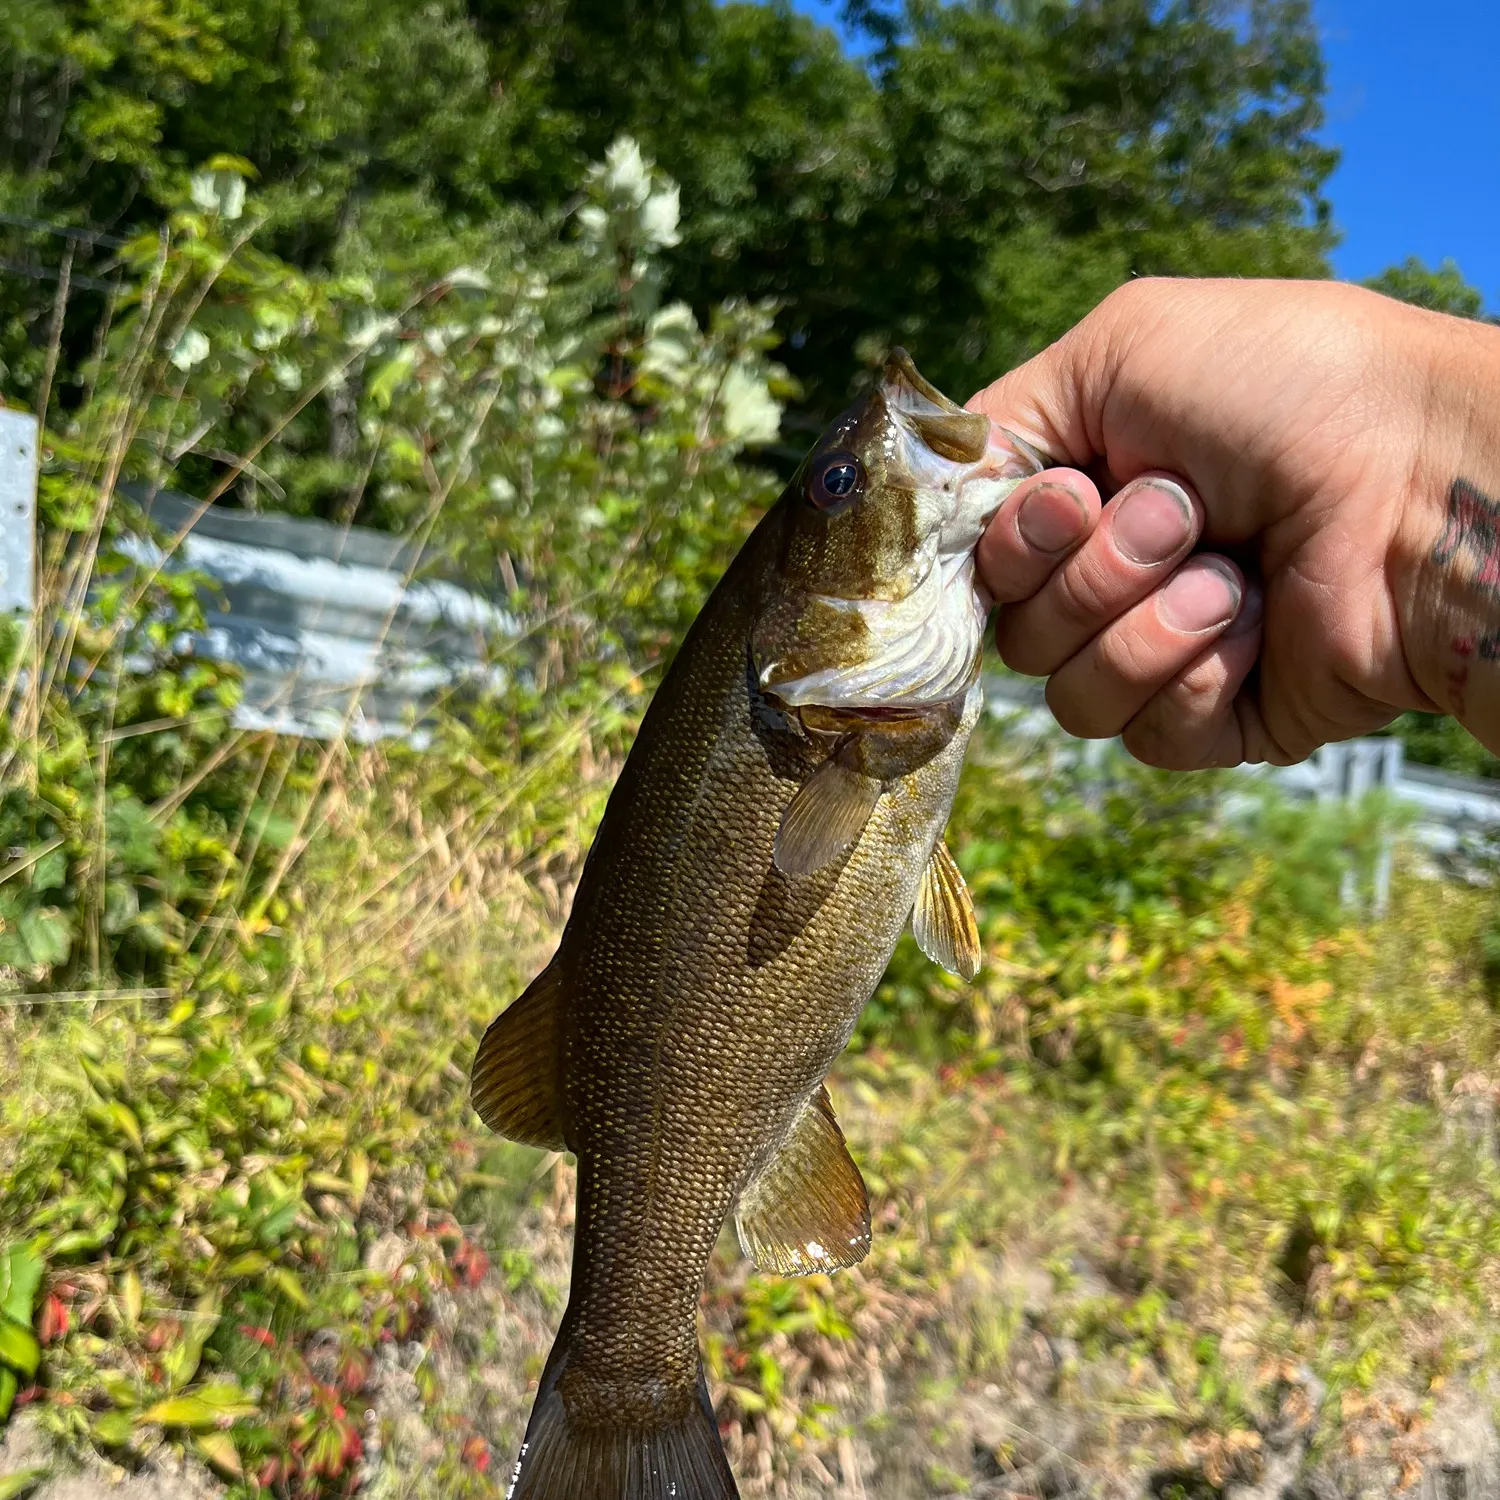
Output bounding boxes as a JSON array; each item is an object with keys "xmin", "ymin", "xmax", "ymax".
[
  {"xmin": 1434, "ymin": 478, "xmax": 1500, "ymax": 667},
  {"xmin": 1435, "ymin": 478, "xmax": 1500, "ymax": 592}
]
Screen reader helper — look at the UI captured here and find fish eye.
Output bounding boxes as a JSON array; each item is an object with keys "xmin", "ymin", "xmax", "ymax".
[{"xmin": 806, "ymin": 450, "xmax": 865, "ymax": 515}]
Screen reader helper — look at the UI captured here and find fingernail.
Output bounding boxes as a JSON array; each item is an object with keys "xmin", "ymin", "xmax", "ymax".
[
  {"xmin": 1158, "ymin": 559, "xmax": 1241, "ymax": 633},
  {"xmin": 1113, "ymin": 479, "xmax": 1193, "ymax": 565},
  {"xmin": 1016, "ymin": 483, "xmax": 1088, "ymax": 553},
  {"xmin": 1228, "ymin": 581, "xmax": 1264, "ymax": 636}
]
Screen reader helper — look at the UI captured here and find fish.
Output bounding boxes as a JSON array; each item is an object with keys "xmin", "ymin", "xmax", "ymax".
[{"xmin": 471, "ymin": 350, "xmax": 1044, "ymax": 1500}]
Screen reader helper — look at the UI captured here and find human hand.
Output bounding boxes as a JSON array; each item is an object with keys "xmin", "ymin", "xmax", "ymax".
[{"xmin": 967, "ymin": 277, "xmax": 1500, "ymax": 767}]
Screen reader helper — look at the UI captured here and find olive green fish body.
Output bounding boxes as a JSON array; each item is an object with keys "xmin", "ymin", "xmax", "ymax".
[
  {"xmin": 555, "ymin": 509, "xmax": 979, "ymax": 1428},
  {"xmin": 473, "ymin": 352, "xmax": 1040, "ymax": 1500}
]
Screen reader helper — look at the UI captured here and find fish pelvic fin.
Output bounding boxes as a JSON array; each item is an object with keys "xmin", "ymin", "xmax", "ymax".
[
  {"xmin": 470, "ymin": 959, "xmax": 568, "ymax": 1151},
  {"xmin": 772, "ymin": 759, "xmax": 881, "ymax": 877},
  {"xmin": 912, "ymin": 836, "xmax": 981, "ymax": 980},
  {"xmin": 735, "ymin": 1085, "xmax": 872, "ymax": 1276},
  {"xmin": 508, "ymin": 1347, "xmax": 738, "ymax": 1500}
]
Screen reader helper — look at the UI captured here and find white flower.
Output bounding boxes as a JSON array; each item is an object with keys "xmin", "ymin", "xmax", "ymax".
[
  {"xmin": 444, "ymin": 265, "xmax": 490, "ymax": 292},
  {"xmin": 641, "ymin": 303, "xmax": 698, "ymax": 380},
  {"xmin": 603, "ymin": 137, "xmax": 651, "ymax": 206},
  {"xmin": 169, "ymin": 328, "xmax": 211, "ymax": 370},
  {"xmin": 640, "ymin": 184, "xmax": 681, "ymax": 250},
  {"xmin": 189, "ymin": 168, "xmax": 246, "ymax": 220},
  {"xmin": 719, "ymin": 365, "xmax": 781, "ymax": 445},
  {"xmin": 575, "ymin": 204, "xmax": 609, "ymax": 243}
]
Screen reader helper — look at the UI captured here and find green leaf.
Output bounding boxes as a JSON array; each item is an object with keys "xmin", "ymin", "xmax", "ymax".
[
  {"xmin": 161, "ymin": 1289, "xmax": 220, "ymax": 1392},
  {"xmin": 0, "ymin": 1467, "xmax": 49, "ymax": 1500},
  {"xmin": 119, "ymin": 1269, "xmax": 142, "ymax": 1331},
  {"xmin": 92, "ymin": 1410, "xmax": 136, "ymax": 1447},
  {"xmin": 192, "ymin": 1432, "xmax": 243, "ymax": 1478},
  {"xmin": 221, "ymin": 1252, "xmax": 270, "ymax": 1277},
  {"xmin": 0, "ymin": 1368, "xmax": 17, "ymax": 1423},
  {"xmin": 192, "ymin": 1382, "xmax": 257, "ymax": 1416},
  {"xmin": 30, "ymin": 848, "xmax": 67, "ymax": 893},
  {"xmin": 17, "ymin": 907, "xmax": 72, "ymax": 968},
  {"xmin": 0, "ymin": 1319, "xmax": 40, "ymax": 1380},
  {"xmin": 106, "ymin": 1102, "xmax": 143, "ymax": 1154},
  {"xmin": 367, "ymin": 346, "xmax": 417, "ymax": 411},
  {"xmin": 0, "ymin": 1247, "xmax": 43, "ymax": 1327},
  {"xmin": 267, "ymin": 1267, "xmax": 309, "ymax": 1309},
  {"xmin": 139, "ymin": 1386, "xmax": 256, "ymax": 1430}
]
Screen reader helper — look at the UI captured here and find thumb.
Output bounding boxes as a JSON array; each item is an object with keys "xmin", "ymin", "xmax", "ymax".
[{"xmin": 965, "ymin": 302, "xmax": 1121, "ymax": 470}]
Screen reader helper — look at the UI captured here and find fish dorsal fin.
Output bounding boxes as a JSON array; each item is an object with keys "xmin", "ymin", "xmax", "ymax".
[
  {"xmin": 735, "ymin": 1086, "xmax": 871, "ymax": 1276},
  {"xmin": 773, "ymin": 760, "xmax": 881, "ymax": 877},
  {"xmin": 913, "ymin": 837, "xmax": 981, "ymax": 980},
  {"xmin": 470, "ymin": 960, "xmax": 568, "ymax": 1151}
]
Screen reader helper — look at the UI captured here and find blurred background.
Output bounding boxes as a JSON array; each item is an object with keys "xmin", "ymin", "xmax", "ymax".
[{"xmin": 0, "ymin": 2, "xmax": 1498, "ymax": 1497}]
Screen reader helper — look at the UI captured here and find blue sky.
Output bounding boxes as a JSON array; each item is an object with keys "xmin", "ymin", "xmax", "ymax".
[
  {"xmin": 1320, "ymin": 0, "xmax": 1500, "ymax": 308},
  {"xmin": 794, "ymin": 0, "xmax": 1500, "ymax": 310}
]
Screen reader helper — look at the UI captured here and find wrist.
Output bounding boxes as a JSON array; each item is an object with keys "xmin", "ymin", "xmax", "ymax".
[{"xmin": 1393, "ymin": 308, "xmax": 1500, "ymax": 749}]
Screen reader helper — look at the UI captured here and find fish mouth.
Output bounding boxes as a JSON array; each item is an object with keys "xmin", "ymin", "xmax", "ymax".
[{"xmin": 881, "ymin": 349, "xmax": 992, "ymax": 465}]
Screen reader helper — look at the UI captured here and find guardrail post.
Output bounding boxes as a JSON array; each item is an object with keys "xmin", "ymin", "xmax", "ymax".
[
  {"xmin": 0, "ymin": 410, "xmax": 38, "ymax": 615},
  {"xmin": 1371, "ymin": 738, "xmax": 1403, "ymax": 917}
]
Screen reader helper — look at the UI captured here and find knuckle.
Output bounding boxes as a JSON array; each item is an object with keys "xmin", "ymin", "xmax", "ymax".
[
  {"xmin": 994, "ymin": 608, "xmax": 1058, "ymax": 677},
  {"xmin": 1045, "ymin": 678, "xmax": 1117, "ymax": 741},
  {"xmin": 1169, "ymin": 652, "xmax": 1231, "ymax": 709},
  {"xmin": 1121, "ymin": 713, "xmax": 1205, "ymax": 771},
  {"xmin": 1047, "ymin": 554, "xmax": 1115, "ymax": 633},
  {"xmin": 1093, "ymin": 623, "xmax": 1174, "ymax": 692}
]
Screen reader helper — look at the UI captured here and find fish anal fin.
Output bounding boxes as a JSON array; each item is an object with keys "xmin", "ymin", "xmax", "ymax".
[
  {"xmin": 913, "ymin": 837, "xmax": 981, "ymax": 980},
  {"xmin": 773, "ymin": 760, "xmax": 880, "ymax": 877},
  {"xmin": 735, "ymin": 1086, "xmax": 871, "ymax": 1276},
  {"xmin": 470, "ymin": 960, "xmax": 568, "ymax": 1151}
]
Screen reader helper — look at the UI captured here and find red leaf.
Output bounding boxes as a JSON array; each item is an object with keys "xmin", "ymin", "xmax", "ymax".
[{"xmin": 38, "ymin": 1294, "xmax": 69, "ymax": 1345}]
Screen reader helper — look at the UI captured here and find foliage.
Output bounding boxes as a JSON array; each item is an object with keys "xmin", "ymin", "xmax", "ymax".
[
  {"xmin": 1366, "ymin": 255, "xmax": 1487, "ymax": 321},
  {"xmin": 1, "ymin": 0, "xmax": 1335, "ymax": 425},
  {"xmin": 0, "ymin": 137, "xmax": 782, "ymax": 999},
  {"xmin": 0, "ymin": 5, "xmax": 1495, "ymax": 1493},
  {"xmin": 1384, "ymin": 709, "xmax": 1500, "ymax": 780},
  {"xmin": 690, "ymin": 727, "xmax": 1500, "ymax": 1491}
]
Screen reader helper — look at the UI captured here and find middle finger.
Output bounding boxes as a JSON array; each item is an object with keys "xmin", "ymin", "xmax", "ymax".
[{"xmin": 994, "ymin": 474, "xmax": 1202, "ymax": 678}]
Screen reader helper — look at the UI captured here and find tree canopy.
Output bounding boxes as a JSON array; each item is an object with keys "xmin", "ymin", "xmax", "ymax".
[{"xmin": 3, "ymin": 0, "xmax": 1338, "ymax": 430}]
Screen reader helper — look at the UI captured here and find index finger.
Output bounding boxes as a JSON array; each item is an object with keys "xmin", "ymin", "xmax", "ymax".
[{"xmin": 977, "ymin": 467, "xmax": 1103, "ymax": 605}]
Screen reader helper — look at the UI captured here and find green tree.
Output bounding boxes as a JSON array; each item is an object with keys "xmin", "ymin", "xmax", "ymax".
[
  {"xmin": 2, "ymin": 0, "xmax": 1338, "ymax": 443},
  {"xmin": 1365, "ymin": 256, "xmax": 1485, "ymax": 320}
]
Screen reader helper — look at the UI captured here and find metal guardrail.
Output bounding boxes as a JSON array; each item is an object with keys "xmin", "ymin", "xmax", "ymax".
[
  {"xmin": 121, "ymin": 488, "xmax": 519, "ymax": 741},
  {"xmin": 985, "ymin": 673, "xmax": 1500, "ymax": 829},
  {"xmin": 0, "ymin": 410, "xmax": 36, "ymax": 616}
]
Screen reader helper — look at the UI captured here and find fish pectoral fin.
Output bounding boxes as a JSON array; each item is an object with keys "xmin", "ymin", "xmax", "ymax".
[
  {"xmin": 772, "ymin": 760, "xmax": 881, "ymax": 877},
  {"xmin": 470, "ymin": 959, "xmax": 568, "ymax": 1151},
  {"xmin": 735, "ymin": 1086, "xmax": 871, "ymax": 1276},
  {"xmin": 913, "ymin": 836, "xmax": 981, "ymax": 980}
]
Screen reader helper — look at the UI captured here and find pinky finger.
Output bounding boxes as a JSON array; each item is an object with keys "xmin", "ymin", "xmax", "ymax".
[{"xmin": 1119, "ymin": 589, "xmax": 1271, "ymax": 770}]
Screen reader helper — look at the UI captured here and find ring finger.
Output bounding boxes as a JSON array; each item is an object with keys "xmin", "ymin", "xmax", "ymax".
[{"xmin": 1045, "ymin": 559, "xmax": 1249, "ymax": 740}]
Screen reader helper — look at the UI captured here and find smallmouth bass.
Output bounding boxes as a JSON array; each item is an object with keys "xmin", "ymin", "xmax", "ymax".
[{"xmin": 473, "ymin": 351, "xmax": 1042, "ymax": 1499}]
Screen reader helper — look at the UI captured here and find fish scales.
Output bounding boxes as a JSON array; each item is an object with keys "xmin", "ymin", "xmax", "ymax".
[
  {"xmin": 562, "ymin": 522, "xmax": 972, "ymax": 1423},
  {"xmin": 473, "ymin": 351, "xmax": 1040, "ymax": 1500}
]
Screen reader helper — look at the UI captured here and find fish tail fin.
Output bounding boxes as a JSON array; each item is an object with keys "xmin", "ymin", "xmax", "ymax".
[{"xmin": 509, "ymin": 1340, "xmax": 738, "ymax": 1500}]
